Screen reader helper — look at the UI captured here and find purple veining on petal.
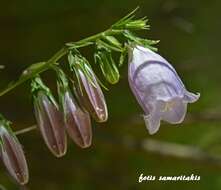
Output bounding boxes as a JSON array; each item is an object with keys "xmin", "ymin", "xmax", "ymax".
[
  {"xmin": 64, "ymin": 91, "xmax": 92, "ymax": 148},
  {"xmin": 34, "ymin": 91, "xmax": 67, "ymax": 157},
  {"xmin": 75, "ymin": 65, "xmax": 108, "ymax": 122},
  {"xmin": 128, "ymin": 45, "xmax": 200, "ymax": 134},
  {"xmin": 0, "ymin": 126, "xmax": 29, "ymax": 185}
]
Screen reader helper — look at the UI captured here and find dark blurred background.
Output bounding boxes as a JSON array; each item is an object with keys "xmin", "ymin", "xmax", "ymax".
[{"xmin": 0, "ymin": 0, "xmax": 221, "ymax": 189}]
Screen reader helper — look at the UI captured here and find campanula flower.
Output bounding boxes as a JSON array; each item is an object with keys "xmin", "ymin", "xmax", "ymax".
[
  {"xmin": 0, "ymin": 116, "xmax": 29, "ymax": 185},
  {"xmin": 128, "ymin": 46, "xmax": 200, "ymax": 134},
  {"xmin": 32, "ymin": 77, "xmax": 67, "ymax": 157},
  {"xmin": 55, "ymin": 67, "xmax": 92, "ymax": 148}
]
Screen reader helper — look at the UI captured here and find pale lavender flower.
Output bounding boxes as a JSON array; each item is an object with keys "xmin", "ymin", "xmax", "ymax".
[
  {"xmin": 128, "ymin": 45, "xmax": 200, "ymax": 134},
  {"xmin": 0, "ymin": 122, "xmax": 29, "ymax": 185}
]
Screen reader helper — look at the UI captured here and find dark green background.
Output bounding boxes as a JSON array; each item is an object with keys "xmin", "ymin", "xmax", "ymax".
[{"xmin": 0, "ymin": 0, "xmax": 221, "ymax": 189}]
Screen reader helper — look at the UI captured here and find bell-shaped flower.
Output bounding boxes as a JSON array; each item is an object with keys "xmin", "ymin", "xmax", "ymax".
[
  {"xmin": 69, "ymin": 53, "xmax": 108, "ymax": 122},
  {"xmin": 55, "ymin": 67, "xmax": 92, "ymax": 148},
  {"xmin": 31, "ymin": 77, "xmax": 67, "ymax": 157},
  {"xmin": 0, "ymin": 115, "xmax": 29, "ymax": 185},
  {"xmin": 128, "ymin": 45, "xmax": 200, "ymax": 134}
]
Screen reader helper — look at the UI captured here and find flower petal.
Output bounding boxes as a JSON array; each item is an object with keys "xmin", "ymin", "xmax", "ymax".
[
  {"xmin": 128, "ymin": 45, "xmax": 200, "ymax": 134},
  {"xmin": 160, "ymin": 98, "xmax": 187, "ymax": 124},
  {"xmin": 0, "ymin": 126, "xmax": 29, "ymax": 185},
  {"xmin": 64, "ymin": 91, "xmax": 92, "ymax": 148},
  {"xmin": 76, "ymin": 65, "xmax": 108, "ymax": 122},
  {"xmin": 143, "ymin": 113, "xmax": 161, "ymax": 135},
  {"xmin": 34, "ymin": 92, "xmax": 67, "ymax": 157},
  {"xmin": 184, "ymin": 91, "xmax": 200, "ymax": 103}
]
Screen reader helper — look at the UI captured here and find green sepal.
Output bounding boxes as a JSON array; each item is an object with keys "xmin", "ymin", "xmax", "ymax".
[
  {"xmin": 123, "ymin": 30, "xmax": 159, "ymax": 51},
  {"xmin": 102, "ymin": 36, "xmax": 122, "ymax": 50},
  {"xmin": 96, "ymin": 39, "xmax": 122, "ymax": 52},
  {"xmin": 31, "ymin": 76, "xmax": 58, "ymax": 109},
  {"xmin": 119, "ymin": 45, "xmax": 128, "ymax": 67},
  {"xmin": 0, "ymin": 114, "xmax": 18, "ymax": 147},
  {"xmin": 112, "ymin": 7, "xmax": 149, "ymax": 30},
  {"xmin": 52, "ymin": 66, "xmax": 70, "ymax": 120}
]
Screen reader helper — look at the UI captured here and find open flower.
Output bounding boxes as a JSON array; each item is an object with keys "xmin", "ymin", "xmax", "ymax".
[
  {"xmin": 128, "ymin": 45, "xmax": 200, "ymax": 134},
  {"xmin": 56, "ymin": 67, "xmax": 92, "ymax": 148},
  {"xmin": 0, "ymin": 116, "xmax": 29, "ymax": 185},
  {"xmin": 32, "ymin": 77, "xmax": 67, "ymax": 157}
]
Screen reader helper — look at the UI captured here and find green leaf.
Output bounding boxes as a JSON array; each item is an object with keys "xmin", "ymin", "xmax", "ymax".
[{"xmin": 112, "ymin": 7, "xmax": 139, "ymax": 29}]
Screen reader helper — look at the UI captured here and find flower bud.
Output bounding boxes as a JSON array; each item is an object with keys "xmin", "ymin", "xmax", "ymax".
[
  {"xmin": 56, "ymin": 67, "xmax": 92, "ymax": 148},
  {"xmin": 69, "ymin": 54, "xmax": 108, "ymax": 122},
  {"xmin": 128, "ymin": 46, "xmax": 200, "ymax": 134},
  {"xmin": 31, "ymin": 77, "xmax": 67, "ymax": 157},
  {"xmin": 95, "ymin": 49, "xmax": 120, "ymax": 84},
  {"xmin": 0, "ymin": 116, "xmax": 29, "ymax": 185},
  {"xmin": 63, "ymin": 91, "xmax": 92, "ymax": 148}
]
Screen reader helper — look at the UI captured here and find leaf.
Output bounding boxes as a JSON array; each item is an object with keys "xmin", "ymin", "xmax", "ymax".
[{"xmin": 112, "ymin": 7, "xmax": 139, "ymax": 29}]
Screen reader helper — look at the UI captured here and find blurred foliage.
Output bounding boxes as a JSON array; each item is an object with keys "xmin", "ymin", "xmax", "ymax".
[{"xmin": 0, "ymin": 0, "xmax": 221, "ymax": 189}]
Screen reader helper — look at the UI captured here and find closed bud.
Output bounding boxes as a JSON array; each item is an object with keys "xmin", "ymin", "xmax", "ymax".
[
  {"xmin": 64, "ymin": 91, "xmax": 92, "ymax": 148},
  {"xmin": 69, "ymin": 54, "xmax": 108, "ymax": 122},
  {"xmin": 56, "ymin": 67, "xmax": 92, "ymax": 148},
  {"xmin": 0, "ymin": 115, "xmax": 29, "ymax": 185},
  {"xmin": 31, "ymin": 77, "xmax": 67, "ymax": 157},
  {"xmin": 95, "ymin": 49, "xmax": 120, "ymax": 84},
  {"xmin": 125, "ymin": 19, "xmax": 149, "ymax": 30}
]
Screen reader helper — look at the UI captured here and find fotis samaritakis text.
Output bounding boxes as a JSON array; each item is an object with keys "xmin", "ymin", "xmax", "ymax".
[{"xmin": 138, "ymin": 173, "xmax": 201, "ymax": 183}]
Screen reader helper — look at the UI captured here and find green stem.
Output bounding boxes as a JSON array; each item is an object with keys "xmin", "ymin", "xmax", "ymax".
[
  {"xmin": 0, "ymin": 29, "xmax": 122, "ymax": 97},
  {"xmin": 15, "ymin": 125, "xmax": 37, "ymax": 135}
]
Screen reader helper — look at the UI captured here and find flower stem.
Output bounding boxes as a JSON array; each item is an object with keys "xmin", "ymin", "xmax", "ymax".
[
  {"xmin": 15, "ymin": 125, "xmax": 37, "ymax": 135},
  {"xmin": 0, "ymin": 29, "xmax": 122, "ymax": 97}
]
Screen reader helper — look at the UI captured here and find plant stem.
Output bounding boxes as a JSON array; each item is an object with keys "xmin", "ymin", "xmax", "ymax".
[
  {"xmin": 0, "ymin": 29, "xmax": 122, "ymax": 97},
  {"xmin": 15, "ymin": 125, "xmax": 37, "ymax": 135}
]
